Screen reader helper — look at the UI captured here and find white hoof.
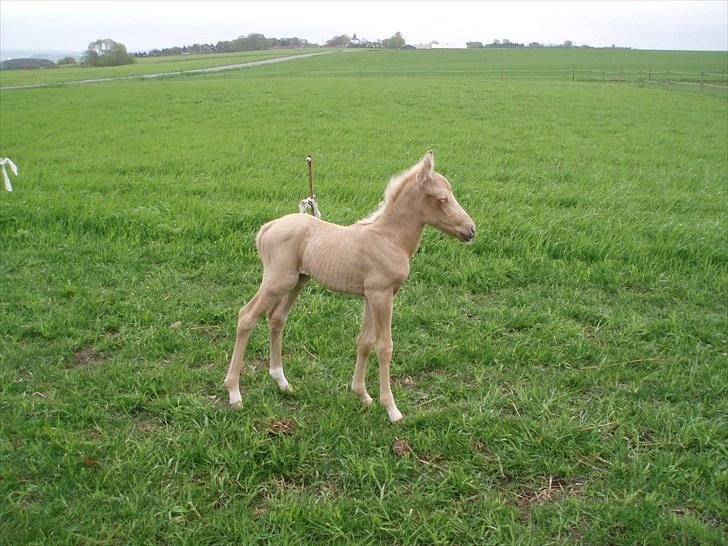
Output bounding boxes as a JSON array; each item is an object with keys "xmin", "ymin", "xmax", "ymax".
[
  {"xmin": 270, "ymin": 369, "xmax": 292, "ymax": 393},
  {"xmin": 228, "ymin": 390, "xmax": 242, "ymax": 407},
  {"xmin": 387, "ymin": 408, "xmax": 404, "ymax": 423}
]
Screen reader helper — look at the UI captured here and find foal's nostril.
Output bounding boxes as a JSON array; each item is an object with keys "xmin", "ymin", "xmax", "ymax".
[{"xmin": 460, "ymin": 225, "xmax": 476, "ymax": 242}]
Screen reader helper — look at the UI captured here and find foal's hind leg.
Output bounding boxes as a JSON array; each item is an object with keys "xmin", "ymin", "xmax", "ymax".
[
  {"xmin": 268, "ymin": 274, "xmax": 309, "ymax": 392},
  {"xmin": 224, "ymin": 275, "xmax": 298, "ymax": 406}
]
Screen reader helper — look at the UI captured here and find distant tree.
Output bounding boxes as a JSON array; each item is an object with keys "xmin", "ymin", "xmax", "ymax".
[
  {"xmin": 326, "ymin": 34, "xmax": 351, "ymax": 47},
  {"xmin": 486, "ymin": 39, "xmax": 524, "ymax": 48},
  {"xmin": 466, "ymin": 41, "xmax": 483, "ymax": 48},
  {"xmin": 57, "ymin": 56, "xmax": 77, "ymax": 65},
  {"xmin": 527, "ymin": 42, "xmax": 542, "ymax": 48},
  {"xmin": 82, "ymin": 39, "xmax": 135, "ymax": 67},
  {"xmin": 382, "ymin": 32, "xmax": 405, "ymax": 49},
  {"xmin": 563, "ymin": 40, "xmax": 573, "ymax": 48},
  {"xmin": 239, "ymin": 33, "xmax": 269, "ymax": 51}
]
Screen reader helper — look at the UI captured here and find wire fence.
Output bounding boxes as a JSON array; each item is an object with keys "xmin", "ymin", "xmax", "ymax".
[
  {"xmin": 571, "ymin": 69, "xmax": 728, "ymax": 94},
  {"xmin": 456, "ymin": 68, "xmax": 728, "ymax": 94},
  {"xmin": 341, "ymin": 68, "xmax": 728, "ymax": 94}
]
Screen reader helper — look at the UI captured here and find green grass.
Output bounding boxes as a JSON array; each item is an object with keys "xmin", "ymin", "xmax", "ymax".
[
  {"xmin": 0, "ymin": 48, "xmax": 322, "ymax": 87},
  {"xmin": 304, "ymin": 48, "xmax": 727, "ymax": 75},
  {"xmin": 1, "ymin": 49, "xmax": 727, "ymax": 544}
]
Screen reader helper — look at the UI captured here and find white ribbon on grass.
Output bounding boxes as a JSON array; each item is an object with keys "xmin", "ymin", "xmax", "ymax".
[{"xmin": 1, "ymin": 158, "xmax": 18, "ymax": 192}]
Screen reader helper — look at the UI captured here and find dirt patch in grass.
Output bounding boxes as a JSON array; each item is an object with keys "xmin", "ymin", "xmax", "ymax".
[
  {"xmin": 670, "ymin": 507, "xmax": 725, "ymax": 530},
  {"xmin": 266, "ymin": 416, "xmax": 296, "ymax": 436},
  {"xmin": 67, "ymin": 347, "xmax": 109, "ymax": 369},
  {"xmin": 515, "ymin": 476, "xmax": 585, "ymax": 519},
  {"xmin": 392, "ymin": 437, "xmax": 413, "ymax": 457},
  {"xmin": 246, "ymin": 357, "xmax": 268, "ymax": 372},
  {"xmin": 391, "ymin": 437, "xmax": 446, "ymax": 469},
  {"xmin": 134, "ymin": 418, "xmax": 160, "ymax": 434}
]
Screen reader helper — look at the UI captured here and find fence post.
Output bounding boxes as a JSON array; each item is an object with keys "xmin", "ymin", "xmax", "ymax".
[
  {"xmin": 700, "ymin": 72, "xmax": 704, "ymax": 93},
  {"xmin": 648, "ymin": 69, "xmax": 651, "ymax": 81},
  {"xmin": 572, "ymin": 70, "xmax": 575, "ymax": 81}
]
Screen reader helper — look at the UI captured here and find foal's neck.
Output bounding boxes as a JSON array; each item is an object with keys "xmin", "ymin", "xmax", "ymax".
[{"xmin": 373, "ymin": 195, "xmax": 425, "ymax": 258}]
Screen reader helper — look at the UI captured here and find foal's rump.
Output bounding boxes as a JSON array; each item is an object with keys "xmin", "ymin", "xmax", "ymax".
[{"xmin": 253, "ymin": 214, "xmax": 310, "ymax": 291}]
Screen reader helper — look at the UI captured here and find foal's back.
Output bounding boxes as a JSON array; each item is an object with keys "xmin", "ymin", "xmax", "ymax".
[{"xmin": 257, "ymin": 213, "xmax": 376, "ymax": 295}]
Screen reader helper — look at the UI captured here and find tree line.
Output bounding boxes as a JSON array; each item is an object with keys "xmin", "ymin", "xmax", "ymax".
[
  {"xmin": 141, "ymin": 31, "xmax": 408, "ymax": 57},
  {"xmin": 465, "ymin": 39, "xmax": 626, "ymax": 49}
]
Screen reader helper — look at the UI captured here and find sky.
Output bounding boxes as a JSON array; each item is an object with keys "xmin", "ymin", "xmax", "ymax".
[{"xmin": 1, "ymin": 0, "xmax": 726, "ymax": 54}]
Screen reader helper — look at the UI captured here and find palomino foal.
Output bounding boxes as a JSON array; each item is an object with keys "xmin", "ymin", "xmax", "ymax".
[{"xmin": 224, "ymin": 151, "xmax": 475, "ymax": 422}]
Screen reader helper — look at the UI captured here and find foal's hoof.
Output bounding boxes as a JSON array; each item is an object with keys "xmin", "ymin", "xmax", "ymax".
[
  {"xmin": 279, "ymin": 383, "xmax": 294, "ymax": 394},
  {"xmin": 228, "ymin": 391, "xmax": 242, "ymax": 407},
  {"xmin": 388, "ymin": 409, "xmax": 404, "ymax": 423}
]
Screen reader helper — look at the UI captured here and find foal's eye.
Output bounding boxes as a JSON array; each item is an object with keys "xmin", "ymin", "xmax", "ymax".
[{"xmin": 436, "ymin": 197, "xmax": 449, "ymax": 205}]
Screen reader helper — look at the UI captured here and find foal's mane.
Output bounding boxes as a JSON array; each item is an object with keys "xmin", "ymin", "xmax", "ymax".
[{"xmin": 356, "ymin": 162, "xmax": 421, "ymax": 225}]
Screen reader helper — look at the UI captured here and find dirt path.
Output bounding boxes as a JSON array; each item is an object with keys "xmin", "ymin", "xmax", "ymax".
[{"xmin": 0, "ymin": 51, "xmax": 333, "ymax": 90}]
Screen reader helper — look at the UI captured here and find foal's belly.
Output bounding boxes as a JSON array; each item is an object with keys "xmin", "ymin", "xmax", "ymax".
[{"xmin": 301, "ymin": 232, "xmax": 366, "ymax": 295}]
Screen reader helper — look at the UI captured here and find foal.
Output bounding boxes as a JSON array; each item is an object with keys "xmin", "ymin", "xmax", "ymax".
[{"xmin": 224, "ymin": 151, "xmax": 475, "ymax": 422}]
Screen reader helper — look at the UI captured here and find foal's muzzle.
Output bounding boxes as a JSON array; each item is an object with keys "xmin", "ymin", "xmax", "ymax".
[{"xmin": 459, "ymin": 225, "xmax": 476, "ymax": 242}]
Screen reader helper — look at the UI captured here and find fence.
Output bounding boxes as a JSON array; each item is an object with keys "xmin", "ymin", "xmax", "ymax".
[
  {"xmin": 571, "ymin": 69, "xmax": 728, "ymax": 94},
  {"xmin": 345, "ymin": 68, "xmax": 728, "ymax": 94}
]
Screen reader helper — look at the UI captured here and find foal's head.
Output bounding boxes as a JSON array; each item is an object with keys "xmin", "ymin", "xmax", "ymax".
[{"xmin": 413, "ymin": 151, "xmax": 476, "ymax": 242}]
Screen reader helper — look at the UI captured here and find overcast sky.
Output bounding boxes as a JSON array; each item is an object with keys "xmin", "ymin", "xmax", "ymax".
[{"xmin": 1, "ymin": 1, "xmax": 726, "ymax": 53}]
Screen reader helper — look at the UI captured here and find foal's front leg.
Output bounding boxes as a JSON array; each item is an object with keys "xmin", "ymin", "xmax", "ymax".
[
  {"xmin": 367, "ymin": 290, "xmax": 403, "ymax": 423},
  {"xmin": 351, "ymin": 300, "xmax": 375, "ymax": 405}
]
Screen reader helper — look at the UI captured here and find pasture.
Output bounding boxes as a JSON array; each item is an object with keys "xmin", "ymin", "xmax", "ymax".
[
  {"xmin": 0, "ymin": 48, "xmax": 322, "ymax": 88},
  {"xmin": 1, "ymin": 48, "xmax": 727, "ymax": 544}
]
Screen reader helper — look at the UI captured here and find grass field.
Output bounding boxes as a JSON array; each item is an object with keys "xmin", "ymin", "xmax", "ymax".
[
  {"xmin": 1, "ymin": 49, "xmax": 727, "ymax": 544},
  {"xmin": 0, "ymin": 48, "xmax": 322, "ymax": 87}
]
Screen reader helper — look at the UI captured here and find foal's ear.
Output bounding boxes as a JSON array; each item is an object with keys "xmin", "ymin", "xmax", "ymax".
[{"xmin": 417, "ymin": 150, "xmax": 435, "ymax": 183}]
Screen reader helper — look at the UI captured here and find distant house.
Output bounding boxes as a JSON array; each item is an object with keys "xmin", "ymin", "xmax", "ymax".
[
  {"xmin": 401, "ymin": 44, "xmax": 416, "ymax": 50},
  {"xmin": 350, "ymin": 34, "xmax": 361, "ymax": 47}
]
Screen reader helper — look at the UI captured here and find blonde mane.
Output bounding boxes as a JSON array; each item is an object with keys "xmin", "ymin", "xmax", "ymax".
[{"xmin": 357, "ymin": 162, "xmax": 421, "ymax": 225}]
